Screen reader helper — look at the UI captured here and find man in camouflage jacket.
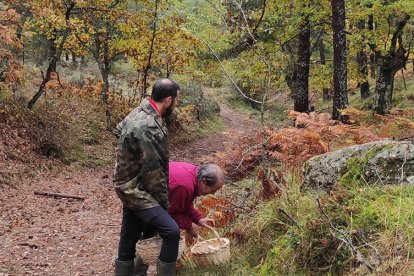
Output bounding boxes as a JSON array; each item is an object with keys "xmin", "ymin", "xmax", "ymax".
[{"xmin": 113, "ymin": 78, "xmax": 180, "ymax": 276}]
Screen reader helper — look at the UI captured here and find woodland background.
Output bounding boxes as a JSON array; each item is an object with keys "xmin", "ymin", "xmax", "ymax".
[{"xmin": 1, "ymin": 0, "xmax": 414, "ymax": 275}]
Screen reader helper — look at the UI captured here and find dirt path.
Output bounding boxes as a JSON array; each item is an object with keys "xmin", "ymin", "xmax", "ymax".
[
  {"xmin": 171, "ymin": 101, "xmax": 259, "ymax": 163},
  {"xmin": 0, "ymin": 93, "xmax": 260, "ymax": 276},
  {"xmin": 0, "ymin": 168, "xmax": 119, "ymax": 275}
]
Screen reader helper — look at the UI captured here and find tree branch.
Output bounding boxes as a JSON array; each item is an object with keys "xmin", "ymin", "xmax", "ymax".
[
  {"xmin": 389, "ymin": 14, "xmax": 410, "ymax": 53},
  {"xmin": 280, "ymin": 21, "xmax": 330, "ymax": 49},
  {"xmin": 142, "ymin": 0, "xmax": 159, "ymax": 97},
  {"xmin": 252, "ymin": 0, "xmax": 267, "ymax": 35},
  {"xmin": 310, "ymin": 28, "xmax": 325, "ymax": 55},
  {"xmin": 73, "ymin": 32, "xmax": 94, "ymax": 53},
  {"xmin": 190, "ymin": 28, "xmax": 262, "ymax": 104},
  {"xmin": 34, "ymin": 191, "xmax": 84, "ymax": 200},
  {"xmin": 384, "ymin": 15, "xmax": 392, "ymax": 50},
  {"xmin": 237, "ymin": 0, "xmax": 256, "ymax": 42}
]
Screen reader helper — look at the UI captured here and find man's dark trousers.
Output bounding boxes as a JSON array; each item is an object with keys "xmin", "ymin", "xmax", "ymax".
[{"xmin": 117, "ymin": 205, "xmax": 180, "ymax": 263}]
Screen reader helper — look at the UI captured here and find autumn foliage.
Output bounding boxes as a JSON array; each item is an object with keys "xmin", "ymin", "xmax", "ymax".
[
  {"xmin": 211, "ymin": 108, "xmax": 414, "ymax": 180},
  {"xmin": 0, "ymin": 6, "xmax": 22, "ymax": 88}
]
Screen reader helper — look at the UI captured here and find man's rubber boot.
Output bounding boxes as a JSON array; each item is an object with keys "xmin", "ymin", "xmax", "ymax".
[
  {"xmin": 156, "ymin": 259, "xmax": 176, "ymax": 276},
  {"xmin": 133, "ymin": 256, "xmax": 149, "ymax": 276},
  {"xmin": 115, "ymin": 259, "xmax": 134, "ymax": 276}
]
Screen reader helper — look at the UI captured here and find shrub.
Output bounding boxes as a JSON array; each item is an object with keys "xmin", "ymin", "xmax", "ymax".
[
  {"xmin": 178, "ymin": 82, "xmax": 220, "ymax": 120},
  {"xmin": 233, "ymin": 171, "xmax": 414, "ymax": 275}
]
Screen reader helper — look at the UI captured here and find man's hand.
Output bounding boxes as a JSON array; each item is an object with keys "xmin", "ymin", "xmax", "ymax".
[
  {"xmin": 187, "ymin": 223, "xmax": 199, "ymax": 238},
  {"xmin": 198, "ymin": 217, "xmax": 215, "ymax": 228}
]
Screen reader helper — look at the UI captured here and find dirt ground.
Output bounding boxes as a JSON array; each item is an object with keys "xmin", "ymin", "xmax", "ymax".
[
  {"xmin": 0, "ymin": 101, "xmax": 259, "ymax": 275},
  {"xmin": 171, "ymin": 102, "xmax": 259, "ymax": 164}
]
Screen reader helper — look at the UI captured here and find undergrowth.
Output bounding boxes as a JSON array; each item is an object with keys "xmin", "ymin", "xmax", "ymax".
[
  {"xmin": 316, "ymin": 64, "xmax": 414, "ymax": 113},
  {"xmin": 169, "ymin": 82, "xmax": 223, "ymax": 144},
  {"xmin": 0, "ymin": 88, "xmax": 114, "ymax": 176},
  {"xmin": 1, "ymin": 73, "xmax": 225, "ymax": 186},
  {"xmin": 180, "ymin": 167, "xmax": 414, "ymax": 275}
]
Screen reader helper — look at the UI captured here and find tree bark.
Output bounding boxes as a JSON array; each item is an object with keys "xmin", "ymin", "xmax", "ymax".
[
  {"xmin": 28, "ymin": 39, "xmax": 57, "ymax": 109},
  {"xmin": 357, "ymin": 48, "xmax": 370, "ymax": 99},
  {"xmin": 166, "ymin": 63, "xmax": 170, "ymax": 78},
  {"xmin": 373, "ymin": 14, "xmax": 410, "ymax": 115},
  {"xmin": 368, "ymin": 14, "xmax": 376, "ymax": 79},
  {"xmin": 99, "ymin": 66, "xmax": 110, "ymax": 104},
  {"xmin": 94, "ymin": 34, "xmax": 112, "ymax": 128},
  {"xmin": 331, "ymin": 0, "xmax": 348, "ymax": 120},
  {"xmin": 71, "ymin": 52, "xmax": 76, "ymax": 65},
  {"xmin": 356, "ymin": 20, "xmax": 370, "ymax": 99},
  {"xmin": 286, "ymin": 18, "xmax": 310, "ymax": 113},
  {"xmin": 373, "ymin": 68, "xmax": 394, "ymax": 115},
  {"xmin": 319, "ymin": 37, "xmax": 331, "ymax": 101},
  {"xmin": 356, "ymin": 50, "xmax": 370, "ymax": 99}
]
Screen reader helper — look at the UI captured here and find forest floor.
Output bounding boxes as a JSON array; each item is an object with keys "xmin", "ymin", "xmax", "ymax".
[
  {"xmin": 4, "ymin": 71, "xmax": 414, "ymax": 275},
  {"xmin": 0, "ymin": 89, "xmax": 260, "ymax": 276}
]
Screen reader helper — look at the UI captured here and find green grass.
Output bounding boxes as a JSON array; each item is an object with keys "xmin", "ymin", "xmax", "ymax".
[
  {"xmin": 315, "ymin": 67, "xmax": 414, "ymax": 113},
  {"xmin": 196, "ymin": 114, "xmax": 224, "ymax": 136},
  {"xmin": 181, "ymin": 167, "xmax": 414, "ymax": 275},
  {"xmin": 208, "ymin": 85, "xmax": 291, "ymax": 129},
  {"xmin": 257, "ymin": 178, "xmax": 414, "ymax": 274},
  {"xmin": 170, "ymin": 114, "xmax": 224, "ymax": 147},
  {"xmin": 392, "ymin": 78, "xmax": 414, "ymax": 109}
]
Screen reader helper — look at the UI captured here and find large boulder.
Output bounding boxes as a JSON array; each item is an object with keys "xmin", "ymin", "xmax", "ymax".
[{"xmin": 302, "ymin": 140, "xmax": 414, "ymax": 190}]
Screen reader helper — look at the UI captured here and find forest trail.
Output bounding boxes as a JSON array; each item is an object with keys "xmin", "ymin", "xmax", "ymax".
[
  {"xmin": 0, "ymin": 90, "xmax": 260, "ymax": 275},
  {"xmin": 171, "ymin": 87, "xmax": 260, "ymax": 163}
]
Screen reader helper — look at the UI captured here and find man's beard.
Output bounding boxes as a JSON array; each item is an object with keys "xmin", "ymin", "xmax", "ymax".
[{"xmin": 164, "ymin": 100, "xmax": 175, "ymax": 118}]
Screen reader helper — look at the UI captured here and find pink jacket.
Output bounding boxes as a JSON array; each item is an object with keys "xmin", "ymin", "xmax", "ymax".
[{"xmin": 168, "ymin": 162, "xmax": 203, "ymax": 230}]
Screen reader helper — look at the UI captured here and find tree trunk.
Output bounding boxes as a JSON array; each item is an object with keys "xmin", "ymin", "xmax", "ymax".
[
  {"xmin": 356, "ymin": 20, "xmax": 370, "ymax": 99},
  {"xmin": 323, "ymin": 88, "xmax": 331, "ymax": 101},
  {"xmin": 357, "ymin": 51, "xmax": 370, "ymax": 98},
  {"xmin": 368, "ymin": 14, "xmax": 376, "ymax": 79},
  {"xmin": 370, "ymin": 54, "xmax": 376, "ymax": 78},
  {"xmin": 28, "ymin": 39, "xmax": 57, "ymax": 109},
  {"xmin": 319, "ymin": 37, "xmax": 330, "ymax": 101},
  {"xmin": 96, "ymin": 37, "xmax": 112, "ymax": 128},
  {"xmin": 142, "ymin": 0, "xmax": 159, "ymax": 99},
  {"xmin": 373, "ymin": 68, "xmax": 394, "ymax": 115},
  {"xmin": 360, "ymin": 80, "xmax": 370, "ymax": 99},
  {"xmin": 97, "ymin": 62, "xmax": 112, "ymax": 128},
  {"xmin": 331, "ymin": 0, "xmax": 348, "ymax": 120},
  {"xmin": 103, "ymin": 73, "xmax": 111, "ymax": 128},
  {"xmin": 372, "ymin": 14, "xmax": 410, "ymax": 115},
  {"xmin": 373, "ymin": 52, "xmax": 407, "ymax": 114},
  {"xmin": 166, "ymin": 63, "xmax": 170, "ymax": 78},
  {"xmin": 27, "ymin": 2, "xmax": 75, "ymax": 109},
  {"xmin": 71, "ymin": 52, "xmax": 76, "ymax": 65},
  {"xmin": 99, "ymin": 67, "xmax": 110, "ymax": 104},
  {"xmin": 287, "ymin": 18, "xmax": 310, "ymax": 113},
  {"xmin": 16, "ymin": 25, "xmax": 24, "ymax": 65}
]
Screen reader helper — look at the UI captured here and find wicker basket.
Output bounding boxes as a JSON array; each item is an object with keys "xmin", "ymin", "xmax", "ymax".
[
  {"xmin": 191, "ymin": 228, "xmax": 230, "ymax": 267},
  {"xmin": 136, "ymin": 235, "xmax": 186, "ymax": 265}
]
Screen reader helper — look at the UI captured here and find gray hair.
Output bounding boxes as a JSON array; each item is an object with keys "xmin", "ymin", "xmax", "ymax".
[{"xmin": 196, "ymin": 164, "xmax": 223, "ymax": 187}]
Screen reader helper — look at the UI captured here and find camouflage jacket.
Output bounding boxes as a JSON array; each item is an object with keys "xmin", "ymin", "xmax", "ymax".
[{"xmin": 113, "ymin": 98, "xmax": 169, "ymax": 211}]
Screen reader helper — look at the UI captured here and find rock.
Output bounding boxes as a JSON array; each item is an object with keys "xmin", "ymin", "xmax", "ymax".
[{"xmin": 302, "ymin": 140, "xmax": 414, "ymax": 190}]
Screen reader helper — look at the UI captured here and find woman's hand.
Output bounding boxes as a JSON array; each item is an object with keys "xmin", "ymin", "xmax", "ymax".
[{"xmin": 198, "ymin": 217, "xmax": 215, "ymax": 228}]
